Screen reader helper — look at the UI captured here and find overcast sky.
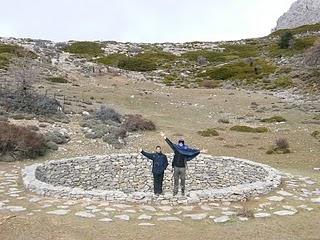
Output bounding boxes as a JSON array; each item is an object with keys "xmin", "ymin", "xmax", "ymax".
[{"xmin": 0, "ymin": 0, "xmax": 296, "ymax": 43}]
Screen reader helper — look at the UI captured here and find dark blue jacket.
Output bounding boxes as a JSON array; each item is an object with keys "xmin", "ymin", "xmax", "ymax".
[
  {"xmin": 165, "ymin": 138, "xmax": 200, "ymax": 168},
  {"xmin": 141, "ymin": 150, "xmax": 168, "ymax": 174}
]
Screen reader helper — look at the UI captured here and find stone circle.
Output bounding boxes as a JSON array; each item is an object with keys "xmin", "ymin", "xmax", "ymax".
[{"xmin": 22, "ymin": 154, "xmax": 282, "ymax": 204}]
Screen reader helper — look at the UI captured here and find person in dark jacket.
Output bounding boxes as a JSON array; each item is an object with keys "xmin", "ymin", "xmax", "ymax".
[
  {"xmin": 160, "ymin": 132, "xmax": 206, "ymax": 196},
  {"xmin": 140, "ymin": 146, "xmax": 168, "ymax": 195}
]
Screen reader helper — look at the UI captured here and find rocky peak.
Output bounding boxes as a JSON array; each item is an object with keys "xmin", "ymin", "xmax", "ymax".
[{"xmin": 274, "ymin": 0, "xmax": 320, "ymax": 30}]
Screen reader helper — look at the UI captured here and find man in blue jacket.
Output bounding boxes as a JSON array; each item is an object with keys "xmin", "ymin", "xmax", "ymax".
[
  {"xmin": 160, "ymin": 132, "xmax": 206, "ymax": 196},
  {"xmin": 140, "ymin": 146, "xmax": 168, "ymax": 195}
]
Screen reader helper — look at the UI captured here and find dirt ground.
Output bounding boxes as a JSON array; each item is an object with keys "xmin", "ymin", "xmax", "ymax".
[{"xmin": 0, "ymin": 73, "xmax": 319, "ymax": 240}]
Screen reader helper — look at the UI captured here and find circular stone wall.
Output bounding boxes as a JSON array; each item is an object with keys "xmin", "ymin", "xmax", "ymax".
[{"xmin": 22, "ymin": 154, "xmax": 282, "ymax": 204}]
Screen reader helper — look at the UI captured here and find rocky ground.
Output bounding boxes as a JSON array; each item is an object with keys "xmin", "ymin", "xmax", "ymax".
[{"xmin": 0, "ymin": 68, "xmax": 320, "ymax": 239}]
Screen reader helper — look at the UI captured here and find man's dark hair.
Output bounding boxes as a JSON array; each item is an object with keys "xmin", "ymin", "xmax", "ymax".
[
  {"xmin": 156, "ymin": 145, "xmax": 161, "ymax": 149},
  {"xmin": 178, "ymin": 140, "xmax": 185, "ymax": 145}
]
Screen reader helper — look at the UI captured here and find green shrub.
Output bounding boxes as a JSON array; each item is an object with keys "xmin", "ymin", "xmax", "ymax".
[
  {"xmin": 278, "ymin": 32, "xmax": 294, "ymax": 49},
  {"xmin": 221, "ymin": 43, "xmax": 261, "ymax": 58},
  {"xmin": 269, "ymin": 36, "xmax": 318, "ymax": 57},
  {"xmin": 261, "ymin": 116, "xmax": 287, "ymax": 123},
  {"xmin": 230, "ymin": 125, "xmax": 269, "ymax": 133},
  {"xmin": 64, "ymin": 41, "xmax": 104, "ymax": 56},
  {"xmin": 197, "ymin": 128, "xmax": 219, "ymax": 137},
  {"xmin": 267, "ymin": 76, "xmax": 293, "ymax": 89},
  {"xmin": 118, "ymin": 56, "xmax": 157, "ymax": 72},
  {"xmin": 0, "ymin": 44, "xmax": 37, "ymax": 69},
  {"xmin": 163, "ymin": 74, "xmax": 176, "ymax": 86},
  {"xmin": 182, "ymin": 50, "xmax": 232, "ymax": 63},
  {"xmin": 96, "ymin": 53, "xmax": 127, "ymax": 66},
  {"xmin": 271, "ymin": 23, "xmax": 320, "ymax": 37},
  {"xmin": 200, "ymin": 59, "xmax": 276, "ymax": 81},
  {"xmin": 46, "ymin": 77, "xmax": 68, "ymax": 83}
]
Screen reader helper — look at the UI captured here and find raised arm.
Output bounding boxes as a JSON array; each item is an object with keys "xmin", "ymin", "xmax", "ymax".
[
  {"xmin": 140, "ymin": 149, "xmax": 155, "ymax": 160},
  {"xmin": 160, "ymin": 132, "xmax": 176, "ymax": 151}
]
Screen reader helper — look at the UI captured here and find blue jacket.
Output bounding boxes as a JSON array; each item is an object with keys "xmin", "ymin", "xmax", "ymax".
[
  {"xmin": 141, "ymin": 150, "xmax": 168, "ymax": 174},
  {"xmin": 165, "ymin": 138, "xmax": 200, "ymax": 168}
]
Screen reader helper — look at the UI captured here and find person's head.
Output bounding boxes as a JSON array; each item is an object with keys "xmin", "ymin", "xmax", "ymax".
[
  {"xmin": 178, "ymin": 139, "xmax": 185, "ymax": 146},
  {"xmin": 155, "ymin": 145, "xmax": 162, "ymax": 153}
]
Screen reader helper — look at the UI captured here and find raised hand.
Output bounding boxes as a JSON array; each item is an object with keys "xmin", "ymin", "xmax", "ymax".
[
  {"xmin": 200, "ymin": 148, "xmax": 208, "ymax": 154},
  {"xmin": 160, "ymin": 131, "xmax": 166, "ymax": 139},
  {"xmin": 139, "ymin": 148, "xmax": 143, "ymax": 153}
]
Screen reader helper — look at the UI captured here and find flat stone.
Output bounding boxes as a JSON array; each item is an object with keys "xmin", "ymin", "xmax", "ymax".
[
  {"xmin": 158, "ymin": 206, "xmax": 173, "ymax": 212},
  {"xmin": 113, "ymin": 204, "xmax": 131, "ymax": 209},
  {"xmin": 183, "ymin": 213, "xmax": 207, "ymax": 220},
  {"xmin": 277, "ymin": 190, "xmax": 293, "ymax": 197},
  {"xmin": 138, "ymin": 223, "xmax": 155, "ymax": 226},
  {"xmin": 29, "ymin": 197, "xmax": 42, "ymax": 203},
  {"xmin": 311, "ymin": 197, "xmax": 320, "ymax": 203},
  {"xmin": 213, "ymin": 216, "xmax": 230, "ymax": 223},
  {"xmin": 104, "ymin": 207, "xmax": 116, "ymax": 211},
  {"xmin": 75, "ymin": 211, "xmax": 96, "ymax": 218},
  {"xmin": 6, "ymin": 206, "xmax": 27, "ymax": 212},
  {"xmin": 222, "ymin": 211, "xmax": 237, "ymax": 216},
  {"xmin": 99, "ymin": 218, "xmax": 113, "ymax": 222},
  {"xmin": 200, "ymin": 205, "xmax": 212, "ymax": 211},
  {"xmin": 115, "ymin": 215, "xmax": 130, "ymax": 221},
  {"xmin": 140, "ymin": 205, "xmax": 156, "ymax": 212},
  {"xmin": 57, "ymin": 205, "xmax": 69, "ymax": 209},
  {"xmin": 267, "ymin": 196, "xmax": 284, "ymax": 202},
  {"xmin": 138, "ymin": 214, "xmax": 152, "ymax": 220},
  {"xmin": 179, "ymin": 206, "xmax": 194, "ymax": 211},
  {"xmin": 238, "ymin": 217, "xmax": 249, "ymax": 221},
  {"xmin": 47, "ymin": 209, "xmax": 70, "ymax": 215},
  {"xmin": 254, "ymin": 212, "xmax": 271, "ymax": 218},
  {"xmin": 273, "ymin": 210, "xmax": 296, "ymax": 216},
  {"xmin": 157, "ymin": 216, "xmax": 181, "ymax": 221}
]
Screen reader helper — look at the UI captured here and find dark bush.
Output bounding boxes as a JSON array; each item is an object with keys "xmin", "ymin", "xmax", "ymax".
[
  {"xmin": 91, "ymin": 105, "xmax": 122, "ymax": 123},
  {"xmin": 122, "ymin": 114, "xmax": 156, "ymax": 132},
  {"xmin": 261, "ymin": 116, "xmax": 287, "ymax": 123},
  {"xmin": 2, "ymin": 89, "xmax": 62, "ymax": 116},
  {"xmin": 266, "ymin": 137, "xmax": 290, "ymax": 154},
  {"xmin": 47, "ymin": 77, "xmax": 68, "ymax": 83},
  {"xmin": 0, "ymin": 122, "xmax": 47, "ymax": 160},
  {"xmin": 275, "ymin": 137, "xmax": 289, "ymax": 150},
  {"xmin": 278, "ymin": 32, "xmax": 294, "ymax": 49}
]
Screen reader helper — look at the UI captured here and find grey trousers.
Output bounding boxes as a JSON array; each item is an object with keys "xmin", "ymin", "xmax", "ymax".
[{"xmin": 173, "ymin": 167, "xmax": 186, "ymax": 194}]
